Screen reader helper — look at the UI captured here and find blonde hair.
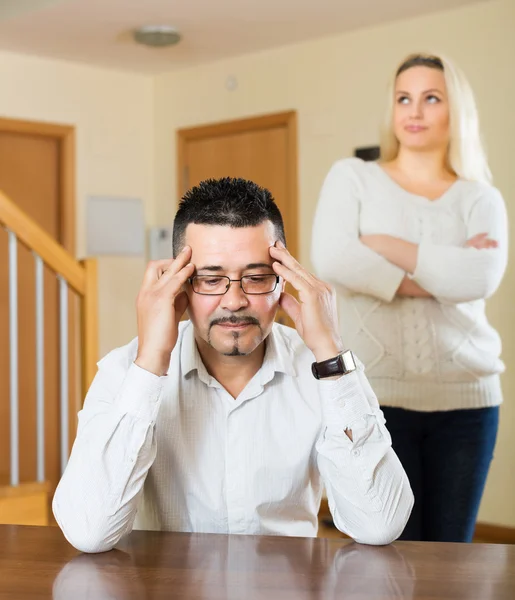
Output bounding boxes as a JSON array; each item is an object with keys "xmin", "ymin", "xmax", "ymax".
[{"xmin": 380, "ymin": 53, "xmax": 492, "ymax": 184}]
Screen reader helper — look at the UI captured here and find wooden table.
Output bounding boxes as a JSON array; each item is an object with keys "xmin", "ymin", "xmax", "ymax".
[{"xmin": 1, "ymin": 525, "xmax": 515, "ymax": 599}]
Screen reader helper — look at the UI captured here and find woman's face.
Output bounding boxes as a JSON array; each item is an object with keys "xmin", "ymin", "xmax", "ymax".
[{"xmin": 393, "ymin": 65, "xmax": 450, "ymax": 154}]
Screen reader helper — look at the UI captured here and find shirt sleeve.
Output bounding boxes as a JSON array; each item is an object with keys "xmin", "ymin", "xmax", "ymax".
[
  {"xmin": 311, "ymin": 159, "xmax": 406, "ymax": 303},
  {"xmin": 412, "ymin": 186, "xmax": 508, "ymax": 304},
  {"xmin": 316, "ymin": 358, "xmax": 414, "ymax": 545},
  {"xmin": 52, "ymin": 346, "xmax": 166, "ymax": 554}
]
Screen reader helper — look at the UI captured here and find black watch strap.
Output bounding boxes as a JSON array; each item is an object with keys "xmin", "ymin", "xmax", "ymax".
[{"xmin": 311, "ymin": 350, "xmax": 356, "ymax": 380}]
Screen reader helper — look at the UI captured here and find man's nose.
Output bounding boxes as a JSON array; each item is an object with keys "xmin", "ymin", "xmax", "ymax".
[{"xmin": 219, "ymin": 280, "xmax": 249, "ymax": 310}]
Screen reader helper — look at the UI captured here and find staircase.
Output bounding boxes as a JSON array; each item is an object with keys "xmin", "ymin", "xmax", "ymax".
[
  {"xmin": 0, "ymin": 190, "xmax": 98, "ymax": 525},
  {"xmin": 0, "ymin": 482, "xmax": 50, "ymax": 526}
]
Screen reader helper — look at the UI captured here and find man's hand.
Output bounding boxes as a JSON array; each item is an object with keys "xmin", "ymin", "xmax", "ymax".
[
  {"xmin": 269, "ymin": 242, "xmax": 343, "ymax": 362},
  {"xmin": 465, "ymin": 233, "xmax": 498, "ymax": 250},
  {"xmin": 135, "ymin": 247, "xmax": 195, "ymax": 376}
]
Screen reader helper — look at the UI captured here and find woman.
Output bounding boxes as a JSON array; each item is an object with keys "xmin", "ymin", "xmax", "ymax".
[{"xmin": 311, "ymin": 53, "xmax": 508, "ymax": 542}]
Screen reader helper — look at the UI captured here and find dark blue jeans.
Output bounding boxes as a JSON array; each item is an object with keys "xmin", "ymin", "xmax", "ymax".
[{"xmin": 381, "ymin": 405, "xmax": 499, "ymax": 543}]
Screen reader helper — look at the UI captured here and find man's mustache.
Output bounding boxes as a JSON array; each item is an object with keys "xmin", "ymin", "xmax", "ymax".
[{"xmin": 210, "ymin": 316, "xmax": 260, "ymax": 328}]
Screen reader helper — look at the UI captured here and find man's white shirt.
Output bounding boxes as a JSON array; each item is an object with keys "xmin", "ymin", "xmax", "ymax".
[{"xmin": 53, "ymin": 322, "xmax": 413, "ymax": 552}]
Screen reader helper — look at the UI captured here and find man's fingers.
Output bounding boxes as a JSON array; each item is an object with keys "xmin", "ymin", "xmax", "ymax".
[
  {"xmin": 157, "ymin": 262, "xmax": 195, "ymax": 295},
  {"xmin": 279, "ymin": 292, "xmax": 301, "ymax": 325},
  {"xmin": 272, "ymin": 260, "xmax": 313, "ymax": 295},
  {"xmin": 155, "ymin": 247, "xmax": 193, "ymax": 287},
  {"xmin": 141, "ymin": 259, "xmax": 175, "ymax": 287},
  {"xmin": 269, "ymin": 244, "xmax": 318, "ymax": 287},
  {"xmin": 142, "ymin": 247, "xmax": 192, "ymax": 288}
]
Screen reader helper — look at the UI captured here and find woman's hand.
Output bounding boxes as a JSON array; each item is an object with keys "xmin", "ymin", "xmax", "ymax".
[
  {"xmin": 465, "ymin": 233, "xmax": 498, "ymax": 250},
  {"xmin": 396, "ymin": 277, "xmax": 432, "ymax": 298}
]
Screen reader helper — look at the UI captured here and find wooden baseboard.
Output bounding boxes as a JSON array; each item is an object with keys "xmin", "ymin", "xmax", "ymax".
[
  {"xmin": 473, "ymin": 522, "xmax": 515, "ymax": 544},
  {"xmin": 0, "ymin": 482, "xmax": 50, "ymax": 526},
  {"xmin": 319, "ymin": 498, "xmax": 515, "ymax": 544}
]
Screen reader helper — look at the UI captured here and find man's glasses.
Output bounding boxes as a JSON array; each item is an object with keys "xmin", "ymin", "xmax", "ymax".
[{"xmin": 189, "ymin": 274, "xmax": 280, "ymax": 296}]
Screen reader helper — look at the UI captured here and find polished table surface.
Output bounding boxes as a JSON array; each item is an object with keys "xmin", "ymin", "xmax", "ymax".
[{"xmin": 1, "ymin": 525, "xmax": 515, "ymax": 599}]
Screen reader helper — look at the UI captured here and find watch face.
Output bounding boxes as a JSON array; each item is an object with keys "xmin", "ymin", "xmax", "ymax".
[{"xmin": 341, "ymin": 350, "xmax": 356, "ymax": 373}]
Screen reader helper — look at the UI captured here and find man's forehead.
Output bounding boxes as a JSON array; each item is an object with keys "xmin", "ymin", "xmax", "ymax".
[
  {"xmin": 185, "ymin": 222, "xmax": 275, "ymax": 248},
  {"xmin": 185, "ymin": 222, "xmax": 275, "ymax": 269}
]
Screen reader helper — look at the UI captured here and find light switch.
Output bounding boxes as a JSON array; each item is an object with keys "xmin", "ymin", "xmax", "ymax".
[{"xmin": 148, "ymin": 227, "xmax": 174, "ymax": 260}]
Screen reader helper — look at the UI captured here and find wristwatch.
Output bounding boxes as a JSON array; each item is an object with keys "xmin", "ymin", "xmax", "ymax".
[{"xmin": 311, "ymin": 350, "xmax": 357, "ymax": 380}]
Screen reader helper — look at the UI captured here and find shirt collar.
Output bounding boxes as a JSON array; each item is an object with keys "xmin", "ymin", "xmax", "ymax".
[
  {"xmin": 261, "ymin": 323, "xmax": 297, "ymax": 379},
  {"xmin": 180, "ymin": 321, "xmax": 296, "ymax": 382},
  {"xmin": 180, "ymin": 321, "xmax": 210, "ymax": 381}
]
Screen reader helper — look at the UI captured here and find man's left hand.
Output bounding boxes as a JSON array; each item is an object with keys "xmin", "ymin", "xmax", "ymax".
[{"xmin": 269, "ymin": 242, "xmax": 343, "ymax": 362}]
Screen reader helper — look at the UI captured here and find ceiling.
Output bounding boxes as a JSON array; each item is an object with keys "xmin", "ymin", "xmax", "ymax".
[{"xmin": 0, "ymin": 0, "xmax": 488, "ymax": 74}]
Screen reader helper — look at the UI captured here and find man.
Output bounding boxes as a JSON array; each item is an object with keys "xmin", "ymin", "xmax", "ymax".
[{"xmin": 53, "ymin": 178, "xmax": 413, "ymax": 553}]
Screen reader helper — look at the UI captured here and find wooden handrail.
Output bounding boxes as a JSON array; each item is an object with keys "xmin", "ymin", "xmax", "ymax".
[
  {"xmin": 0, "ymin": 190, "xmax": 86, "ymax": 295},
  {"xmin": 0, "ymin": 188, "xmax": 98, "ymax": 398}
]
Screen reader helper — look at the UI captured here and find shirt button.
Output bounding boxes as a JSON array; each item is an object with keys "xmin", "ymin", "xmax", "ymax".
[{"xmin": 352, "ymin": 449, "xmax": 360, "ymax": 457}]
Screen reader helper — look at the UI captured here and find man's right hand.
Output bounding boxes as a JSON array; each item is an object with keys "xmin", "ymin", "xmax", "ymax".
[{"xmin": 135, "ymin": 247, "xmax": 195, "ymax": 376}]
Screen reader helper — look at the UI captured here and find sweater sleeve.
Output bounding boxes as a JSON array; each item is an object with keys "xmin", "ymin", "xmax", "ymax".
[
  {"xmin": 311, "ymin": 159, "xmax": 405, "ymax": 303},
  {"xmin": 412, "ymin": 186, "xmax": 508, "ymax": 304}
]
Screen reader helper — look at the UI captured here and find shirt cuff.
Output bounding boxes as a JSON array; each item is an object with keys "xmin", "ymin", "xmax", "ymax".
[
  {"xmin": 113, "ymin": 362, "xmax": 165, "ymax": 423},
  {"xmin": 318, "ymin": 370, "xmax": 372, "ymax": 431}
]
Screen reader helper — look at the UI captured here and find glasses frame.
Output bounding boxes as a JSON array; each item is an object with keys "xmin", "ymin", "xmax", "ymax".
[{"xmin": 189, "ymin": 274, "xmax": 280, "ymax": 296}]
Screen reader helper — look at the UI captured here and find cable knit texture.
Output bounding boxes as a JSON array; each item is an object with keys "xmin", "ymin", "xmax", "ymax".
[{"xmin": 311, "ymin": 158, "xmax": 508, "ymax": 412}]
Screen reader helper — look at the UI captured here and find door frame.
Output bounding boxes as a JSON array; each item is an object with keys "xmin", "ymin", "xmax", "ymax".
[
  {"xmin": 0, "ymin": 117, "xmax": 76, "ymax": 254},
  {"xmin": 177, "ymin": 110, "xmax": 298, "ymax": 259}
]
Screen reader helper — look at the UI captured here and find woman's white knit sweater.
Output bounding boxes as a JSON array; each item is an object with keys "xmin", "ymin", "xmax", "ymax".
[{"xmin": 311, "ymin": 158, "xmax": 508, "ymax": 411}]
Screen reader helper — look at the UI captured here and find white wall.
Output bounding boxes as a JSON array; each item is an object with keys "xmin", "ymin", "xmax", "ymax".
[
  {"xmin": 0, "ymin": 50, "xmax": 154, "ymax": 357},
  {"xmin": 153, "ymin": 0, "xmax": 515, "ymax": 526}
]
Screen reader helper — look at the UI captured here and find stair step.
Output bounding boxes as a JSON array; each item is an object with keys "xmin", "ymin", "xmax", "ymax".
[{"xmin": 0, "ymin": 482, "xmax": 50, "ymax": 526}]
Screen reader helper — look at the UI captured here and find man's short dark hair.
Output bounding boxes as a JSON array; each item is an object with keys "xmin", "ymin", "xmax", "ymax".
[{"xmin": 172, "ymin": 177, "xmax": 286, "ymax": 257}]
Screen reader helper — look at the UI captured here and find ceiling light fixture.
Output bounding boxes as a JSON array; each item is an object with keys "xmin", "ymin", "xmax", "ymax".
[{"xmin": 133, "ymin": 25, "xmax": 181, "ymax": 48}]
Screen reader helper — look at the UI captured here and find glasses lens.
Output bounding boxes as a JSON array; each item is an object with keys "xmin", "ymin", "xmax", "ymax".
[
  {"xmin": 192, "ymin": 276, "xmax": 228, "ymax": 295},
  {"xmin": 241, "ymin": 275, "xmax": 277, "ymax": 294}
]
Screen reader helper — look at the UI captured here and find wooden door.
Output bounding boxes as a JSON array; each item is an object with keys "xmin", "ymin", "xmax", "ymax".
[
  {"xmin": 0, "ymin": 120, "xmax": 76, "ymax": 492},
  {"xmin": 177, "ymin": 112, "xmax": 298, "ymax": 325}
]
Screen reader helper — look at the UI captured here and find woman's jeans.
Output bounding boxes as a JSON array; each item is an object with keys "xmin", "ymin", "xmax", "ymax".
[{"xmin": 381, "ymin": 405, "xmax": 499, "ymax": 542}]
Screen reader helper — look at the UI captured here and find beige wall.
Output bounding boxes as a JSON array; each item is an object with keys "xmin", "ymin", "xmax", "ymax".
[
  {"xmin": 154, "ymin": 0, "xmax": 515, "ymax": 526},
  {"xmin": 0, "ymin": 50, "xmax": 154, "ymax": 357}
]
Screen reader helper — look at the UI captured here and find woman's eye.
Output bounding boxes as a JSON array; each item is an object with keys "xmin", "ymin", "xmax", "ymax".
[
  {"xmin": 397, "ymin": 96, "xmax": 410, "ymax": 105},
  {"xmin": 426, "ymin": 95, "xmax": 440, "ymax": 104}
]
